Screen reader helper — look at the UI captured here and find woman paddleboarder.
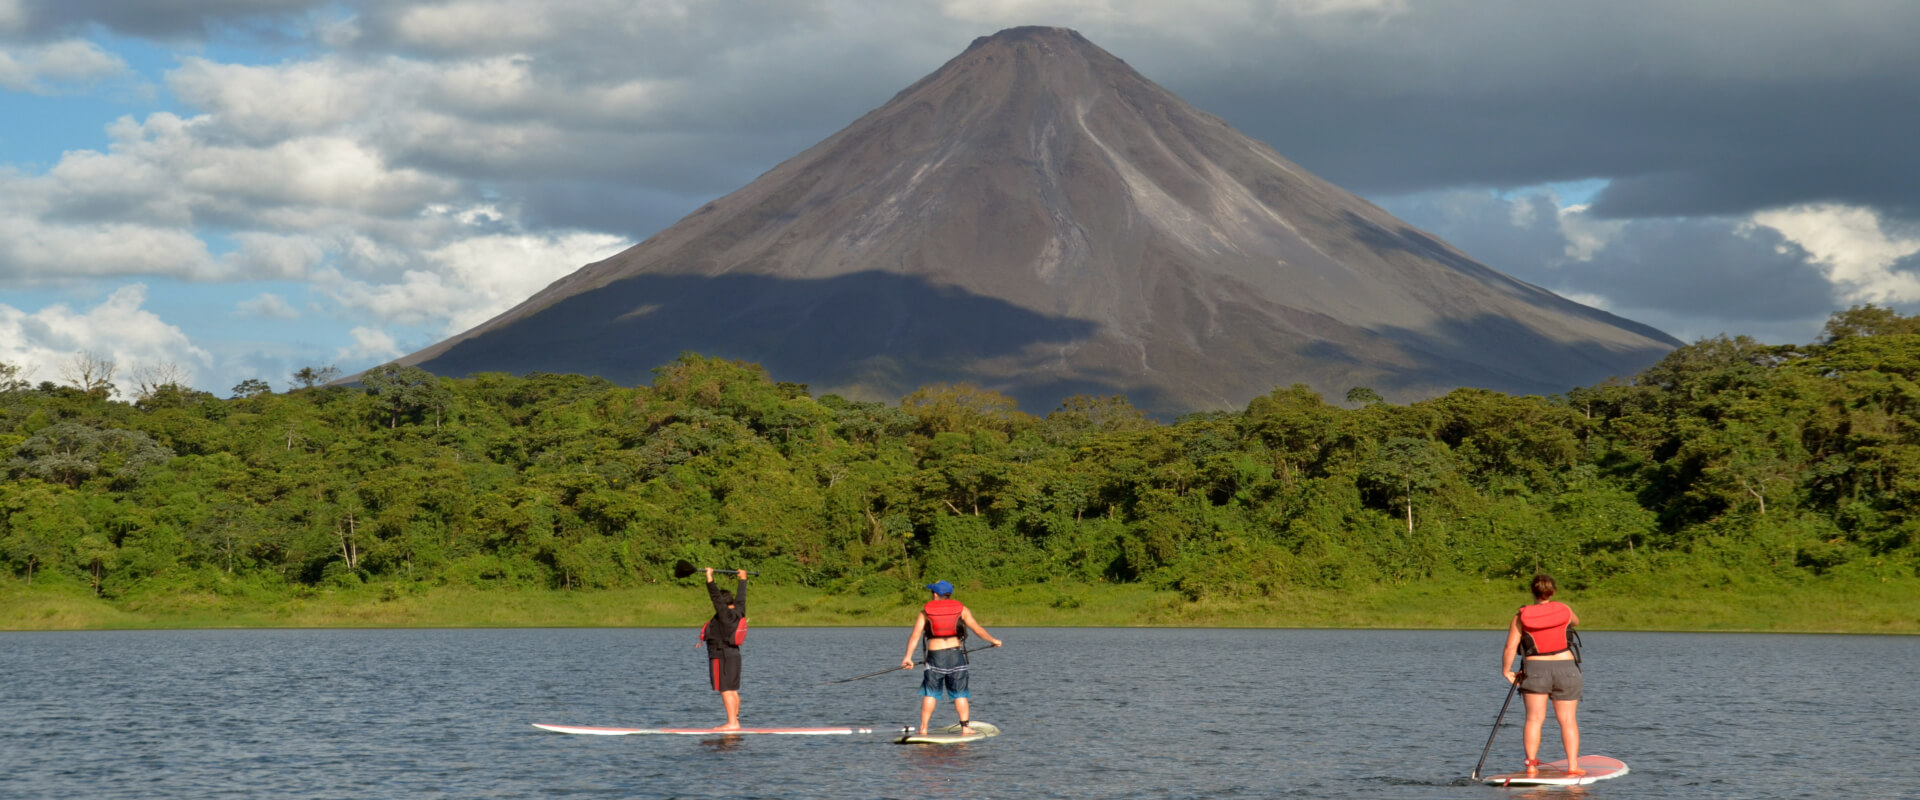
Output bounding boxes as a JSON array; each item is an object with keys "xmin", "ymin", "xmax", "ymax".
[
  {"xmin": 1501, "ymin": 573, "xmax": 1583, "ymax": 776},
  {"xmin": 901, "ymin": 579, "xmax": 1002, "ymax": 736}
]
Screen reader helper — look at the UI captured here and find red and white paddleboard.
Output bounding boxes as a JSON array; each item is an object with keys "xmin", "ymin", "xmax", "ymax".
[
  {"xmin": 1482, "ymin": 755, "xmax": 1629, "ymax": 786},
  {"xmin": 533, "ymin": 723, "xmax": 874, "ymax": 736}
]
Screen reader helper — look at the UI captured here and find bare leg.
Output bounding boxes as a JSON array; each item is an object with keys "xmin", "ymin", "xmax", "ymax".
[
  {"xmin": 1521, "ymin": 692, "xmax": 1548, "ymax": 772},
  {"xmin": 918, "ymin": 696, "xmax": 936, "ymax": 735},
  {"xmin": 954, "ymin": 698, "xmax": 972, "ymax": 734},
  {"xmin": 718, "ymin": 690, "xmax": 741, "ymax": 730},
  {"xmin": 1553, "ymin": 699, "xmax": 1582, "ymax": 773}
]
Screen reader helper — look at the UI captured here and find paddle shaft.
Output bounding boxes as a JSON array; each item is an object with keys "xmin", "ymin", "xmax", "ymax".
[
  {"xmin": 672, "ymin": 560, "xmax": 758, "ymax": 578},
  {"xmin": 1472, "ymin": 655, "xmax": 1523, "ymax": 781},
  {"xmin": 828, "ymin": 645, "xmax": 988, "ymax": 684}
]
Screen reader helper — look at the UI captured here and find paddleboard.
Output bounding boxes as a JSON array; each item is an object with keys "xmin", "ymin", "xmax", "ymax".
[
  {"xmin": 895, "ymin": 721, "xmax": 1000, "ymax": 745},
  {"xmin": 534, "ymin": 723, "xmax": 874, "ymax": 736},
  {"xmin": 1481, "ymin": 755, "xmax": 1629, "ymax": 786}
]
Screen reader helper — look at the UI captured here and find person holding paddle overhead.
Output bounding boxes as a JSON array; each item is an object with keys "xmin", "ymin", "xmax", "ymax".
[
  {"xmin": 1502, "ymin": 573, "xmax": 1583, "ymax": 777},
  {"xmin": 901, "ymin": 579, "xmax": 1002, "ymax": 736},
  {"xmin": 704, "ymin": 567, "xmax": 749, "ymax": 731}
]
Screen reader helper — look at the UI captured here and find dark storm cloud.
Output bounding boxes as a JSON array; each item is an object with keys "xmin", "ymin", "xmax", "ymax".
[
  {"xmin": 15, "ymin": 0, "xmax": 325, "ymax": 39},
  {"xmin": 17, "ymin": 1, "xmax": 1917, "ymax": 224},
  {"xmin": 1383, "ymin": 190, "xmax": 1842, "ymax": 340},
  {"xmin": 1560, "ymin": 220, "xmax": 1839, "ymax": 323},
  {"xmin": 1121, "ymin": 1, "xmax": 1920, "ymax": 221},
  {"xmin": 328, "ymin": 2, "xmax": 956, "ymax": 201}
]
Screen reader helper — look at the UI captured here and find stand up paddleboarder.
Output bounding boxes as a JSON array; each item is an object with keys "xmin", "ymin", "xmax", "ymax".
[
  {"xmin": 1501, "ymin": 573, "xmax": 1583, "ymax": 777},
  {"xmin": 704, "ymin": 568, "xmax": 749, "ymax": 730},
  {"xmin": 901, "ymin": 579, "xmax": 1002, "ymax": 736}
]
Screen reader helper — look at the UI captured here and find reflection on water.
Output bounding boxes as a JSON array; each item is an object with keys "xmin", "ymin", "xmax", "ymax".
[
  {"xmin": 0, "ymin": 628, "xmax": 1913, "ymax": 799},
  {"xmin": 697, "ymin": 736, "xmax": 746, "ymax": 752}
]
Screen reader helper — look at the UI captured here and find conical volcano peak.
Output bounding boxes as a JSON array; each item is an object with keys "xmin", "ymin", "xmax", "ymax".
[
  {"xmin": 398, "ymin": 28, "xmax": 1678, "ymax": 415},
  {"xmin": 965, "ymin": 25, "xmax": 1096, "ymax": 52},
  {"xmin": 894, "ymin": 24, "xmax": 1143, "ymax": 108}
]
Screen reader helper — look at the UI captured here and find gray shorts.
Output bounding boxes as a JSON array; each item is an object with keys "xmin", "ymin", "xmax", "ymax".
[{"xmin": 1518, "ymin": 659, "xmax": 1582, "ymax": 701}]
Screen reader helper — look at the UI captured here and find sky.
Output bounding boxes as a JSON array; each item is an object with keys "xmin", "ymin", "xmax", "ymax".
[{"xmin": 3, "ymin": 0, "xmax": 1918, "ymax": 399}]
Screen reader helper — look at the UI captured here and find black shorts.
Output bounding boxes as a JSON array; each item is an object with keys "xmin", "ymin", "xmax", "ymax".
[{"xmin": 708, "ymin": 648, "xmax": 741, "ymax": 692}]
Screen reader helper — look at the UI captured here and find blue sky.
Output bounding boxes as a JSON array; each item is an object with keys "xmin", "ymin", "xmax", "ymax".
[{"xmin": 4, "ymin": 0, "xmax": 1918, "ymax": 398}]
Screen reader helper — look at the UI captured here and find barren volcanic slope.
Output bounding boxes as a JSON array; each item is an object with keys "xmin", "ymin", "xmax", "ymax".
[{"xmin": 400, "ymin": 26, "xmax": 1679, "ymax": 415}]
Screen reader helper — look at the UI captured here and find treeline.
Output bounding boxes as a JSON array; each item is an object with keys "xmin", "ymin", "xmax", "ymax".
[{"xmin": 3, "ymin": 306, "xmax": 1919, "ymax": 604}]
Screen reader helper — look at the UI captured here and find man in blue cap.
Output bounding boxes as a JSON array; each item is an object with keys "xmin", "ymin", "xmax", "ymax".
[{"xmin": 901, "ymin": 579, "xmax": 1002, "ymax": 735}]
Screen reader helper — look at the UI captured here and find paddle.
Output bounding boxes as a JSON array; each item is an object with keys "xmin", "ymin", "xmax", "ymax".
[
  {"xmin": 1471, "ymin": 660, "xmax": 1523, "ymax": 781},
  {"xmin": 673, "ymin": 560, "xmax": 758, "ymax": 578},
  {"xmin": 825, "ymin": 645, "xmax": 991, "ymax": 685}
]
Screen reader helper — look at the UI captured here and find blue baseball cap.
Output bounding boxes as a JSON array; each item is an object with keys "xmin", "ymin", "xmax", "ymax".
[{"xmin": 925, "ymin": 580, "xmax": 954, "ymax": 595}]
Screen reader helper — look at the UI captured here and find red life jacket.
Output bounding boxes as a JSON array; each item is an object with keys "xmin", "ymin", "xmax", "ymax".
[
  {"xmin": 923, "ymin": 599, "xmax": 966, "ymax": 638},
  {"xmin": 699, "ymin": 617, "xmax": 748, "ymax": 647},
  {"xmin": 1518, "ymin": 601, "xmax": 1572, "ymax": 655}
]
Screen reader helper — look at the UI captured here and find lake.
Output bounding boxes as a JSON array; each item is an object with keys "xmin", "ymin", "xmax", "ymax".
[{"xmin": 1, "ymin": 627, "xmax": 1913, "ymax": 798}]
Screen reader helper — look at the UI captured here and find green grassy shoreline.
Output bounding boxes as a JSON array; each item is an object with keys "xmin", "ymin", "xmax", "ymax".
[{"xmin": 5, "ymin": 576, "xmax": 1914, "ymax": 634}]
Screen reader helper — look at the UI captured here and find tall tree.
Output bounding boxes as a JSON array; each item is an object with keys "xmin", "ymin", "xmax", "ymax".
[
  {"xmin": 1361, "ymin": 436, "xmax": 1456, "ymax": 535},
  {"xmin": 361, "ymin": 363, "xmax": 453, "ymax": 428}
]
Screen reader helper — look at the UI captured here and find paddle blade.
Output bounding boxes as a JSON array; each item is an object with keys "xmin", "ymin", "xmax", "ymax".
[{"xmin": 672, "ymin": 560, "xmax": 697, "ymax": 579}]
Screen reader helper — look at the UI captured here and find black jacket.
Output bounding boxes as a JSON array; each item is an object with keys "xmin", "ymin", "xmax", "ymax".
[{"xmin": 705, "ymin": 578, "xmax": 747, "ymax": 652}]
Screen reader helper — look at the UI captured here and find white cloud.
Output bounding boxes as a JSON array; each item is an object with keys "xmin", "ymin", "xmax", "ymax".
[
  {"xmin": 0, "ymin": 284, "xmax": 212, "ymax": 397},
  {"xmin": 322, "ymin": 226, "xmax": 626, "ymax": 332},
  {"xmin": 0, "ymin": 205, "xmax": 216, "ymax": 281},
  {"xmin": 1745, "ymin": 204, "xmax": 1920, "ymax": 304},
  {"xmin": 1558, "ymin": 203, "xmax": 1625, "ymax": 262},
  {"xmin": 0, "ymin": 39, "xmax": 127, "ymax": 93},
  {"xmin": 168, "ymin": 56, "xmax": 387, "ymax": 141},
  {"xmin": 1, "ymin": 105, "xmax": 461, "ymax": 286},
  {"xmin": 235, "ymin": 292, "xmax": 300, "ymax": 320},
  {"xmin": 39, "ymin": 109, "xmax": 458, "ymax": 226},
  {"xmin": 337, "ymin": 325, "xmax": 401, "ymax": 363},
  {"xmin": 221, "ymin": 233, "xmax": 327, "ymax": 279}
]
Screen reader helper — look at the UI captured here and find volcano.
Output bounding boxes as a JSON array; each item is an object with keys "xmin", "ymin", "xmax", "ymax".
[{"xmin": 397, "ymin": 26, "xmax": 1678, "ymax": 414}]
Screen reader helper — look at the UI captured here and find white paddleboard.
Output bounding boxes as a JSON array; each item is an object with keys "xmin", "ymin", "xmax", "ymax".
[
  {"xmin": 1482, "ymin": 755, "xmax": 1629, "ymax": 786},
  {"xmin": 534, "ymin": 723, "xmax": 874, "ymax": 736},
  {"xmin": 895, "ymin": 721, "xmax": 1000, "ymax": 744}
]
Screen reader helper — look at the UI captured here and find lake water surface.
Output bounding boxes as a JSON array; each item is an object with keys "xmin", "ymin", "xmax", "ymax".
[{"xmin": 1, "ymin": 627, "xmax": 1913, "ymax": 798}]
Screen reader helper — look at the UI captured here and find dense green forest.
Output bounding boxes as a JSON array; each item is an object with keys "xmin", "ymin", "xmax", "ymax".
[{"xmin": 3, "ymin": 306, "xmax": 1919, "ymax": 626}]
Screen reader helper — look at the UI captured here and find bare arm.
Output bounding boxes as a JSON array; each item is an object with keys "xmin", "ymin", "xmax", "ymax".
[
  {"xmin": 901, "ymin": 612, "xmax": 928, "ymax": 668},
  {"xmin": 960, "ymin": 608, "xmax": 1002, "ymax": 647},
  {"xmin": 1501, "ymin": 615, "xmax": 1522, "ymax": 682}
]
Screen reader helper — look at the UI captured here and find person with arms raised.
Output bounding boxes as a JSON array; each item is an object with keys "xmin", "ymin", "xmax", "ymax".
[
  {"xmin": 902, "ymin": 579, "xmax": 1002, "ymax": 736},
  {"xmin": 1502, "ymin": 573, "xmax": 1583, "ymax": 776},
  {"xmin": 703, "ymin": 568, "xmax": 749, "ymax": 730}
]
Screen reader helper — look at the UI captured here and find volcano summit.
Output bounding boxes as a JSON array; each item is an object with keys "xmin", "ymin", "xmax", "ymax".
[{"xmin": 398, "ymin": 26, "xmax": 1678, "ymax": 414}]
